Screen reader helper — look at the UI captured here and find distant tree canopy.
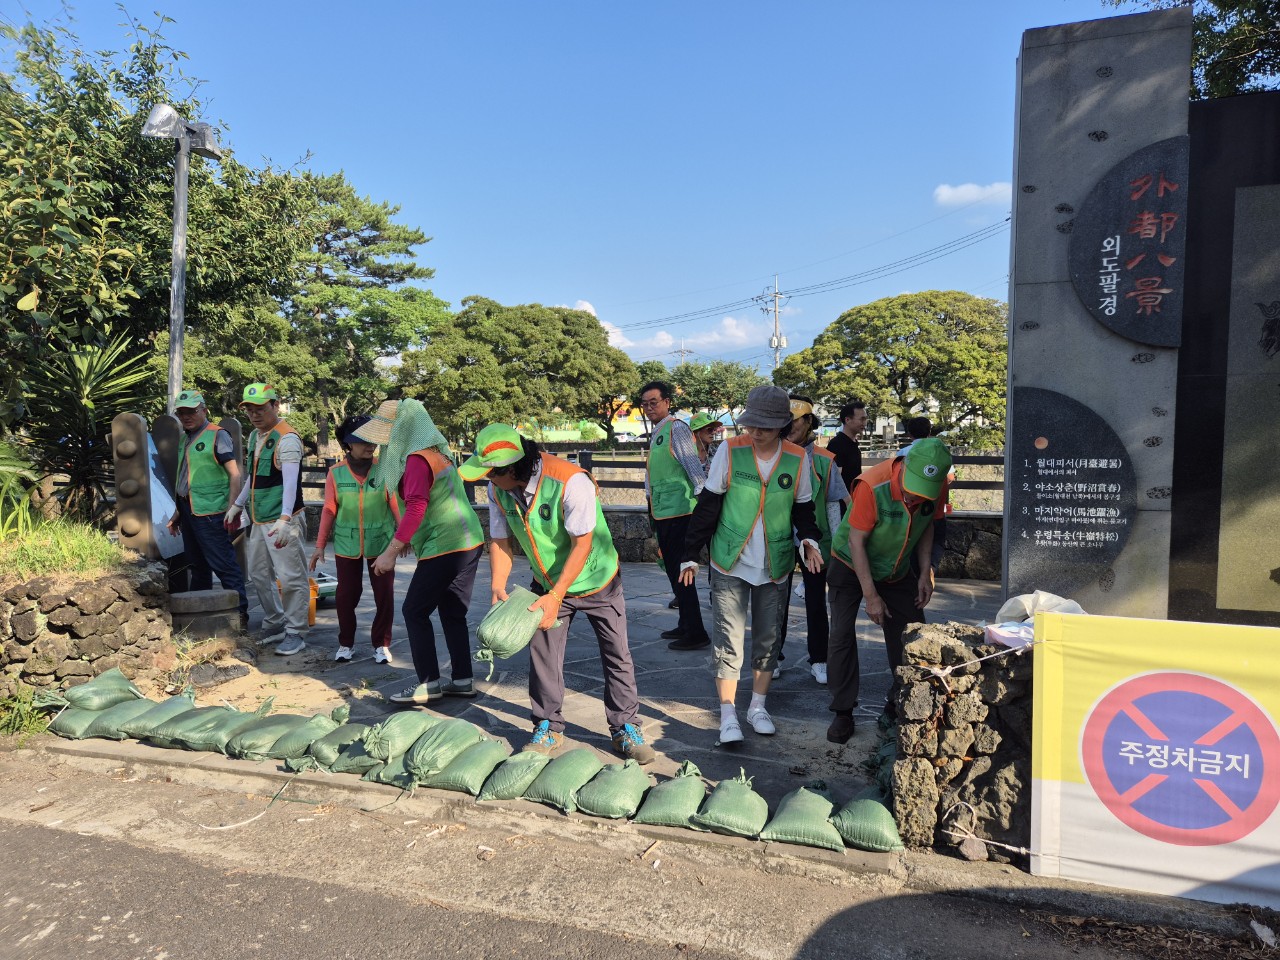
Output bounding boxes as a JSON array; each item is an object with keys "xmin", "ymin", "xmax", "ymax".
[
  {"xmin": 1107, "ymin": 0, "xmax": 1280, "ymax": 98},
  {"xmin": 669, "ymin": 360, "xmax": 768, "ymax": 426},
  {"xmin": 773, "ymin": 290, "xmax": 1007, "ymax": 449}
]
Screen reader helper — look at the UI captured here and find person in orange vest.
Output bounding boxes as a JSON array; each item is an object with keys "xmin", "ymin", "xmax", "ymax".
[
  {"xmin": 357, "ymin": 400, "xmax": 485, "ymax": 704},
  {"xmin": 310, "ymin": 415, "xmax": 397, "ymax": 663},
  {"xmin": 775, "ymin": 396, "xmax": 849, "ymax": 685},
  {"xmin": 225, "ymin": 382, "xmax": 309, "ymax": 657}
]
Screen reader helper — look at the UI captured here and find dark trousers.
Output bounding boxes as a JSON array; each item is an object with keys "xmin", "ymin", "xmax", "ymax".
[
  {"xmin": 826, "ymin": 558, "xmax": 924, "ymax": 713},
  {"xmin": 778, "ymin": 563, "xmax": 830, "ymax": 664},
  {"xmin": 655, "ymin": 514, "xmax": 708, "ymax": 640},
  {"xmin": 528, "ymin": 574, "xmax": 640, "ymax": 734},
  {"xmin": 175, "ymin": 497, "xmax": 247, "ymax": 616},
  {"xmin": 334, "ymin": 554, "xmax": 395, "ymax": 648},
  {"xmin": 402, "ymin": 546, "xmax": 481, "ymax": 684}
]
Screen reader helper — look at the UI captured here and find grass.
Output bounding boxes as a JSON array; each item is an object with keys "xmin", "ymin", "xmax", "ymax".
[
  {"xmin": 0, "ymin": 684, "xmax": 50, "ymax": 742},
  {"xmin": 0, "ymin": 518, "xmax": 130, "ymax": 584}
]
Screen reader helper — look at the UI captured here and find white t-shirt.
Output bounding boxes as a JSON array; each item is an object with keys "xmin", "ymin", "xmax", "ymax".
[
  {"xmin": 489, "ymin": 459, "xmax": 598, "ymax": 539},
  {"xmin": 704, "ymin": 441, "xmax": 812, "ymax": 586}
]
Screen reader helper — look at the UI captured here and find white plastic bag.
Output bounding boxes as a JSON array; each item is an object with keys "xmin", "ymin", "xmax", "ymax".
[{"xmin": 994, "ymin": 590, "xmax": 1086, "ymax": 624}]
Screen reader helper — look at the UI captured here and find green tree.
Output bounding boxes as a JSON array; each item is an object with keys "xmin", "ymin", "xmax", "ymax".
[
  {"xmin": 671, "ymin": 360, "xmax": 768, "ymax": 426},
  {"xmin": 635, "ymin": 360, "xmax": 670, "ymax": 389},
  {"xmin": 1106, "ymin": 1, "xmax": 1280, "ymax": 98},
  {"xmin": 774, "ymin": 291, "xmax": 1007, "ymax": 449}
]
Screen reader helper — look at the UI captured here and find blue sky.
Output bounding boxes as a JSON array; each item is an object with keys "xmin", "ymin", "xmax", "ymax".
[{"xmin": 5, "ymin": 0, "xmax": 1119, "ymax": 370}]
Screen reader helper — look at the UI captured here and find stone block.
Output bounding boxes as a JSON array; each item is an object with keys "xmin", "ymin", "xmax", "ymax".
[
  {"xmin": 23, "ymin": 655, "xmax": 57, "ymax": 676},
  {"xmin": 102, "ymin": 632, "xmax": 126, "ymax": 653},
  {"xmin": 46, "ymin": 605, "xmax": 80, "ymax": 629},
  {"xmin": 962, "ymin": 755, "xmax": 994, "ymax": 786},
  {"xmin": 939, "ymin": 725, "xmax": 976, "ymax": 759},
  {"xmin": 168, "ymin": 589, "xmax": 239, "ymax": 615},
  {"xmin": 71, "ymin": 583, "xmax": 119, "ymax": 616},
  {"xmin": 978, "ymin": 674, "xmax": 1028, "ymax": 705},
  {"xmin": 21, "ymin": 576, "xmax": 58, "ymax": 601},
  {"xmin": 38, "ymin": 592, "xmax": 68, "ymax": 614},
  {"xmin": 4, "ymin": 582, "xmax": 28, "ymax": 603},
  {"xmin": 972, "ymin": 724, "xmax": 1003, "ymax": 755},
  {"xmin": 935, "ymin": 758, "xmax": 964, "ymax": 787},
  {"xmin": 76, "ymin": 632, "xmax": 112, "ymax": 659},
  {"xmin": 899, "ymin": 681, "xmax": 937, "ymax": 721},
  {"xmin": 57, "ymin": 658, "xmax": 94, "ymax": 677},
  {"xmin": 945, "ymin": 693, "xmax": 989, "ymax": 726},
  {"xmin": 891, "ymin": 758, "xmax": 940, "ymax": 848},
  {"xmin": 70, "ymin": 615, "xmax": 104, "ymax": 639},
  {"xmin": 12, "ymin": 597, "xmax": 34, "ymax": 615},
  {"xmin": 11, "ymin": 609, "xmax": 41, "ymax": 644},
  {"xmin": 0, "ymin": 601, "xmax": 10, "ymax": 639},
  {"xmin": 898, "ymin": 722, "xmax": 937, "ymax": 757},
  {"xmin": 32, "ymin": 632, "xmax": 74, "ymax": 664}
]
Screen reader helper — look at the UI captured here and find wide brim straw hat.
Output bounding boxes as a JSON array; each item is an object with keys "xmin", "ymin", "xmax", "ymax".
[{"xmin": 351, "ymin": 400, "xmax": 398, "ymax": 445}]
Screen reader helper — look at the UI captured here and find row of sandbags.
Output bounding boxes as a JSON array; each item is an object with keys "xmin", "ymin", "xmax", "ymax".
[{"xmin": 36, "ymin": 668, "xmax": 904, "ymax": 853}]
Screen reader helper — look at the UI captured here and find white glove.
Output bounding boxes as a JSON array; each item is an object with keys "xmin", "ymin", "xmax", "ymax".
[
  {"xmin": 223, "ymin": 504, "xmax": 244, "ymax": 532},
  {"xmin": 267, "ymin": 517, "xmax": 295, "ymax": 547}
]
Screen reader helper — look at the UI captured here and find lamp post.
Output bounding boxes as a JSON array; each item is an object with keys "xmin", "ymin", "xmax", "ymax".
[{"xmin": 141, "ymin": 104, "xmax": 223, "ymax": 415}]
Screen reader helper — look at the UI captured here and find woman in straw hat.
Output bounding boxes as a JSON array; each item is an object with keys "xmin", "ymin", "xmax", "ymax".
[
  {"xmin": 309, "ymin": 415, "xmax": 397, "ymax": 663},
  {"xmin": 678, "ymin": 385, "xmax": 824, "ymax": 745},
  {"xmin": 355, "ymin": 399, "xmax": 486, "ymax": 704}
]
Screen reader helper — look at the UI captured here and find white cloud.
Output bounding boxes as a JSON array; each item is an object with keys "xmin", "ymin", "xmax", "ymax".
[
  {"xmin": 933, "ymin": 182, "xmax": 1011, "ymax": 207},
  {"xmin": 652, "ymin": 331, "xmax": 674, "ymax": 349},
  {"xmin": 601, "ymin": 321, "xmax": 633, "ymax": 348},
  {"xmin": 550, "ymin": 299, "xmax": 597, "ymax": 316}
]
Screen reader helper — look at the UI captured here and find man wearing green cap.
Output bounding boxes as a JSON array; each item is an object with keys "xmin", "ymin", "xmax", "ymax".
[
  {"xmin": 165, "ymin": 389, "xmax": 247, "ymax": 623},
  {"xmin": 226, "ymin": 382, "xmax": 309, "ymax": 656},
  {"xmin": 824, "ymin": 437, "xmax": 953, "ymax": 744},
  {"xmin": 460, "ymin": 423, "xmax": 655, "ymax": 765}
]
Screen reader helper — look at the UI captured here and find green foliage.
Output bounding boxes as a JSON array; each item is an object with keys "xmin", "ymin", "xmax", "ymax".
[
  {"xmin": 0, "ymin": 517, "xmax": 128, "ymax": 582},
  {"xmin": 635, "ymin": 360, "xmax": 670, "ymax": 386},
  {"xmin": 774, "ymin": 290, "xmax": 1007, "ymax": 449},
  {"xmin": 21, "ymin": 333, "xmax": 157, "ymax": 521},
  {"xmin": 0, "ymin": 440, "xmax": 37, "ymax": 541},
  {"xmin": 0, "ymin": 684, "xmax": 49, "ymax": 739},
  {"xmin": 670, "ymin": 360, "xmax": 768, "ymax": 425},
  {"xmin": 1107, "ymin": 0, "xmax": 1280, "ymax": 98}
]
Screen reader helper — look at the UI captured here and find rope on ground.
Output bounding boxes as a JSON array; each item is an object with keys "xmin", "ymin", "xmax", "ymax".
[
  {"xmin": 940, "ymin": 800, "xmax": 1031, "ymax": 857},
  {"xmin": 197, "ymin": 773, "xmax": 301, "ymax": 831}
]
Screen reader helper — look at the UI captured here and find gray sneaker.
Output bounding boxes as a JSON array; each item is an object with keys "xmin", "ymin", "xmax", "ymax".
[
  {"xmin": 258, "ymin": 629, "xmax": 287, "ymax": 645},
  {"xmin": 388, "ymin": 681, "xmax": 439, "ymax": 705},
  {"xmin": 275, "ymin": 633, "xmax": 305, "ymax": 656}
]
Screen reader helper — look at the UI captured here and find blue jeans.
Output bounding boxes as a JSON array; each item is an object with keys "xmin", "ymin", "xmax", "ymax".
[{"xmin": 176, "ymin": 497, "xmax": 248, "ymax": 616}]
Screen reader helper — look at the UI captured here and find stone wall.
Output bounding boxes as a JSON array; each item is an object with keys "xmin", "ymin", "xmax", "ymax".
[
  {"xmin": 0, "ymin": 561, "xmax": 174, "ymax": 699},
  {"xmin": 889, "ymin": 622, "xmax": 1033, "ymax": 861}
]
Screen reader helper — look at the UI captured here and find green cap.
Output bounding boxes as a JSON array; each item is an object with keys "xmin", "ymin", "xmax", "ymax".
[
  {"xmin": 175, "ymin": 389, "xmax": 205, "ymax": 409},
  {"xmin": 901, "ymin": 437, "xmax": 952, "ymax": 500},
  {"xmin": 458, "ymin": 424, "xmax": 526, "ymax": 480},
  {"xmin": 689, "ymin": 412, "xmax": 717, "ymax": 432},
  {"xmin": 240, "ymin": 382, "xmax": 279, "ymax": 407}
]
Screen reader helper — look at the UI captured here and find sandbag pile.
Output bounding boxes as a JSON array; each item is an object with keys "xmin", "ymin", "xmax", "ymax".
[{"xmin": 36, "ymin": 671, "xmax": 903, "ymax": 853}]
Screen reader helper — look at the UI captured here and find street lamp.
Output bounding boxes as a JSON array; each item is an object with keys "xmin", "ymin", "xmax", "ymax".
[{"xmin": 141, "ymin": 104, "xmax": 223, "ymax": 415}]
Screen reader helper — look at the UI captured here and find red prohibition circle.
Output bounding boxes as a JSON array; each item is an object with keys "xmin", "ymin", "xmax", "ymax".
[{"xmin": 1081, "ymin": 672, "xmax": 1280, "ymax": 846}]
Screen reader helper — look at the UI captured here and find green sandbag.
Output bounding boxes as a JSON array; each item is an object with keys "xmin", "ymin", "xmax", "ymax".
[
  {"xmin": 179, "ymin": 698, "xmax": 275, "ymax": 754},
  {"xmin": 691, "ymin": 769, "xmax": 769, "ymax": 839},
  {"xmin": 147, "ymin": 705, "xmax": 238, "ymax": 748},
  {"xmin": 266, "ymin": 713, "xmax": 341, "ymax": 761},
  {"xmin": 420, "ymin": 739, "xmax": 510, "ymax": 795},
  {"xmin": 473, "ymin": 586, "xmax": 561, "ymax": 680},
  {"xmin": 831, "ymin": 792, "xmax": 905, "ymax": 853},
  {"xmin": 34, "ymin": 666, "xmax": 146, "ymax": 712},
  {"xmin": 759, "ymin": 783, "xmax": 845, "ymax": 853},
  {"xmin": 81, "ymin": 698, "xmax": 159, "ymax": 740},
  {"xmin": 308, "ymin": 723, "xmax": 370, "ymax": 769},
  {"xmin": 364, "ymin": 712, "xmax": 442, "ymax": 761},
  {"xmin": 226, "ymin": 715, "xmax": 311, "ymax": 760},
  {"xmin": 476, "ymin": 751, "xmax": 551, "ymax": 801},
  {"xmin": 117, "ymin": 689, "xmax": 197, "ymax": 740},
  {"xmin": 330, "ymin": 738, "xmax": 382, "ymax": 775},
  {"xmin": 522, "ymin": 747, "xmax": 603, "ymax": 814},
  {"xmin": 403, "ymin": 718, "xmax": 486, "ymax": 783},
  {"xmin": 362, "ymin": 753, "xmax": 414, "ymax": 789},
  {"xmin": 632, "ymin": 760, "xmax": 707, "ymax": 829},
  {"xmin": 47, "ymin": 706, "xmax": 102, "ymax": 739},
  {"xmin": 575, "ymin": 760, "xmax": 651, "ymax": 820}
]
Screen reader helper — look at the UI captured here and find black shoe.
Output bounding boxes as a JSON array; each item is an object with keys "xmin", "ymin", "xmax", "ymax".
[
  {"xmin": 668, "ymin": 598, "xmax": 679, "ymax": 609},
  {"xmin": 668, "ymin": 635, "xmax": 710, "ymax": 650},
  {"xmin": 660, "ymin": 627, "xmax": 685, "ymax": 640},
  {"xmin": 827, "ymin": 713, "xmax": 856, "ymax": 744}
]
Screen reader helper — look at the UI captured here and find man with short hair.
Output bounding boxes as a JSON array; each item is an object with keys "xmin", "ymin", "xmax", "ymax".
[
  {"xmin": 639, "ymin": 380, "xmax": 711, "ymax": 650},
  {"xmin": 824, "ymin": 437, "xmax": 953, "ymax": 744},
  {"xmin": 166, "ymin": 389, "xmax": 247, "ymax": 624},
  {"xmin": 827, "ymin": 401, "xmax": 867, "ymax": 490},
  {"xmin": 225, "ymin": 382, "xmax": 310, "ymax": 657}
]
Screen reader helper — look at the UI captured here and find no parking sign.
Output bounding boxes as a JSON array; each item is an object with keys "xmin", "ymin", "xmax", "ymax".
[{"xmin": 1032, "ymin": 614, "xmax": 1280, "ymax": 908}]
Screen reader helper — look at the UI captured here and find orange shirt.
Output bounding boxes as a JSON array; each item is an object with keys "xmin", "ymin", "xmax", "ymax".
[{"xmin": 848, "ymin": 459, "xmax": 951, "ymax": 532}]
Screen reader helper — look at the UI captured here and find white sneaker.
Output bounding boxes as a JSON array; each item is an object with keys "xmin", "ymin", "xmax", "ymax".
[
  {"xmin": 374, "ymin": 647, "xmax": 393, "ymax": 664},
  {"xmin": 276, "ymin": 633, "xmax": 305, "ymax": 656},
  {"xmin": 746, "ymin": 706, "xmax": 776, "ymax": 735},
  {"xmin": 258, "ymin": 630, "xmax": 286, "ymax": 645},
  {"xmin": 333, "ymin": 646, "xmax": 354, "ymax": 662},
  {"xmin": 718, "ymin": 714, "xmax": 744, "ymax": 744},
  {"xmin": 772, "ymin": 665, "xmax": 782, "ymax": 679},
  {"xmin": 811, "ymin": 662, "xmax": 828, "ymax": 685}
]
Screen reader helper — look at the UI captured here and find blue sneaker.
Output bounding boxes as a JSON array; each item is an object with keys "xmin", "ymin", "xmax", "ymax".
[
  {"xmin": 611, "ymin": 723, "xmax": 656, "ymax": 765},
  {"xmin": 523, "ymin": 720, "xmax": 561, "ymax": 756}
]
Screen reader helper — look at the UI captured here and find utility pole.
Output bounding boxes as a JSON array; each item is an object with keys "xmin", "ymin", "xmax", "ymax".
[
  {"xmin": 758, "ymin": 275, "xmax": 788, "ymax": 370},
  {"xmin": 669, "ymin": 337, "xmax": 695, "ymax": 364}
]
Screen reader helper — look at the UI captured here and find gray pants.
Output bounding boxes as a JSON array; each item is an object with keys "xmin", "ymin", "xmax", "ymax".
[
  {"xmin": 827, "ymin": 558, "xmax": 922, "ymax": 712},
  {"xmin": 709, "ymin": 566, "xmax": 788, "ymax": 680},
  {"xmin": 245, "ymin": 514, "xmax": 310, "ymax": 636},
  {"xmin": 528, "ymin": 574, "xmax": 639, "ymax": 734}
]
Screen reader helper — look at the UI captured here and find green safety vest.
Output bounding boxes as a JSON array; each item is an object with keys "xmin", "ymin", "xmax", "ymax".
[
  {"xmin": 648, "ymin": 419, "xmax": 697, "ymax": 519},
  {"xmin": 809, "ymin": 445, "xmax": 836, "ymax": 562},
  {"xmin": 178, "ymin": 423, "xmax": 230, "ymax": 516},
  {"xmin": 330, "ymin": 460, "xmax": 397, "ymax": 559},
  {"xmin": 396, "ymin": 449, "xmax": 484, "ymax": 560},
  {"xmin": 246, "ymin": 421, "xmax": 305, "ymax": 524},
  {"xmin": 831, "ymin": 463, "xmax": 936, "ymax": 582},
  {"xmin": 709, "ymin": 436, "xmax": 804, "ymax": 581},
  {"xmin": 494, "ymin": 453, "xmax": 619, "ymax": 597}
]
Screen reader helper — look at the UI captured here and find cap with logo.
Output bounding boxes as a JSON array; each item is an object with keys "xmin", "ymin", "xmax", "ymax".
[
  {"xmin": 689, "ymin": 412, "xmax": 718, "ymax": 432},
  {"xmin": 239, "ymin": 382, "xmax": 279, "ymax": 407},
  {"xmin": 458, "ymin": 424, "xmax": 526, "ymax": 481},
  {"xmin": 175, "ymin": 389, "xmax": 205, "ymax": 409},
  {"xmin": 901, "ymin": 437, "xmax": 952, "ymax": 500}
]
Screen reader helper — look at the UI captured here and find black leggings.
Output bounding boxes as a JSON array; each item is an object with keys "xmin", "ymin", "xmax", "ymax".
[{"xmin": 402, "ymin": 546, "xmax": 481, "ymax": 683}]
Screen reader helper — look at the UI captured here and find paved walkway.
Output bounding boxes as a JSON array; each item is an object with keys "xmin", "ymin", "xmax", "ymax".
[{"xmin": 227, "ymin": 554, "xmax": 1002, "ymax": 808}]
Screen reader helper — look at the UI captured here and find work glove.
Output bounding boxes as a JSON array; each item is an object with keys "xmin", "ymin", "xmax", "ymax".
[
  {"xmin": 268, "ymin": 516, "xmax": 296, "ymax": 548},
  {"xmin": 223, "ymin": 504, "xmax": 244, "ymax": 533}
]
